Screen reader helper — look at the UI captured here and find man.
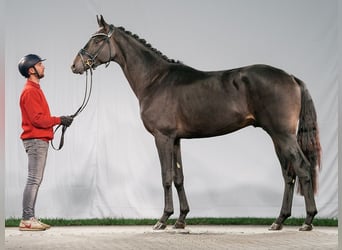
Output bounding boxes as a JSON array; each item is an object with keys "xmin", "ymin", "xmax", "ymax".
[{"xmin": 18, "ymin": 54, "xmax": 73, "ymax": 231}]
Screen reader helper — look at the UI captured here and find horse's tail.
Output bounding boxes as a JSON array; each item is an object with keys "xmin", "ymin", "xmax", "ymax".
[{"xmin": 294, "ymin": 76, "xmax": 322, "ymax": 195}]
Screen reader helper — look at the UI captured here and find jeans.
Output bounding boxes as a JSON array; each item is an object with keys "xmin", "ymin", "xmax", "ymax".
[{"xmin": 22, "ymin": 139, "xmax": 49, "ymax": 220}]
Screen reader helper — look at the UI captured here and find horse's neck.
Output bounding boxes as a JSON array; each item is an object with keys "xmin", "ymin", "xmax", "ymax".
[{"xmin": 113, "ymin": 30, "xmax": 168, "ymax": 99}]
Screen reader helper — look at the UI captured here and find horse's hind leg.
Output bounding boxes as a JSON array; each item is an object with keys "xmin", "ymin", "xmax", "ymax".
[
  {"xmin": 173, "ymin": 139, "xmax": 189, "ymax": 229},
  {"xmin": 295, "ymin": 148, "xmax": 318, "ymax": 231},
  {"xmin": 270, "ymin": 134, "xmax": 317, "ymax": 231},
  {"xmin": 269, "ymin": 142, "xmax": 296, "ymax": 230}
]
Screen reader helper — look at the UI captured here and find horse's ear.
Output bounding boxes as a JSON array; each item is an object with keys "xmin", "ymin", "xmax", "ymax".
[{"xmin": 97, "ymin": 15, "xmax": 107, "ymax": 27}]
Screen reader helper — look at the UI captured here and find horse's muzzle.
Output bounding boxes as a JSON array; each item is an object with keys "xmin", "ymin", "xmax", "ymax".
[{"xmin": 71, "ymin": 63, "xmax": 85, "ymax": 74}]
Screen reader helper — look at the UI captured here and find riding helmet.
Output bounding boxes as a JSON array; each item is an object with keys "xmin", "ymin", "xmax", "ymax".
[{"xmin": 18, "ymin": 54, "xmax": 46, "ymax": 78}]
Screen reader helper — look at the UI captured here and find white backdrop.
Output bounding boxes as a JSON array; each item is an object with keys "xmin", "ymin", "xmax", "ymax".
[{"xmin": 5, "ymin": 0, "xmax": 338, "ymax": 219}]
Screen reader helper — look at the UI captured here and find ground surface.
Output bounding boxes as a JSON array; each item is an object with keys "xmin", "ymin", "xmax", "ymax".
[{"xmin": 5, "ymin": 225, "xmax": 338, "ymax": 250}]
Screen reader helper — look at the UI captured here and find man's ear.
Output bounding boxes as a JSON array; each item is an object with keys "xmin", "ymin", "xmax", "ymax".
[{"xmin": 28, "ymin": 67, "xmax": 35, "ymax": 75}]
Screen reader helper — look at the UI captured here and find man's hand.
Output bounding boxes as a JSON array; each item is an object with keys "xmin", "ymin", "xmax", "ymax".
[{"xmin": 60, "ymin": 116, "xmax": 73, "ymax": 127}]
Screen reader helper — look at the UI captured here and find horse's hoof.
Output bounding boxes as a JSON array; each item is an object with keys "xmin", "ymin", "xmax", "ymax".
[
  {"xmin": 269, "ymin": 222, "xmax": 283, "ymax": 231},
  {"xmin": 173, "ymin": 220, "xmax": 186, "ymax": 229},
  {"xmin": 299, "ymin": 223, "xmax": 313, "ymax": 231},
  {"xmin": 153, "ymin": 221, "xmax": 167, "ymax": 230}
]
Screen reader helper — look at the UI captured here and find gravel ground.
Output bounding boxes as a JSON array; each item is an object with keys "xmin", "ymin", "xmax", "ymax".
[{"xmin": 5, "ymin": 225, "xmax": 338, "ymax": 250}]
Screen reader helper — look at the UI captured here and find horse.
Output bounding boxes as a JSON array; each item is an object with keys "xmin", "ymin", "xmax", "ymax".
[{"xmin": 71, "ymin": 15, "xmax": 321, "ymax": 231}]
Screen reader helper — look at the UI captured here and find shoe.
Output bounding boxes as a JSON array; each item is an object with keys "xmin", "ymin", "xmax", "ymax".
[
  {"xmin": 19, "ymin": 217, "xmax": 46, "ymax": 231},
  {"xmin": 38, "ymin": 220, "xmax": 51, "ymax": 230}
]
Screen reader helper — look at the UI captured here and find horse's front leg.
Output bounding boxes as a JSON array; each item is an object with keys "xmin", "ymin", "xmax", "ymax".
[
  {"xmin": 173, "ymin": 138, "xmax": 189, "ymax": 229},
  {"xmin": 153, "ymin": 133, "xmax": 175, "ymax": 230}
]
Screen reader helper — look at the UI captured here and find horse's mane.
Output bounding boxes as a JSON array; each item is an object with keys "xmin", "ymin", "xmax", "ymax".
[{"xmin": 117, "ymin": 26, "xmax": 182, "ymax": 64}]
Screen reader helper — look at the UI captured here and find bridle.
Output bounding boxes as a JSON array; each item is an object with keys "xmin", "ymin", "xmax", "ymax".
[
  {"xmin": 79, "ymin": 24, "xmax": 115, "ymax": 71},
  {"xmin": 51, "ymin": 25, "xmax": 115, "ymax": 150}
]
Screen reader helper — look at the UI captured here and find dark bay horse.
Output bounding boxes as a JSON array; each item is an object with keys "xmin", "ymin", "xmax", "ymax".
[{"xmin": 71, "ymin": 15, "xmax": 321, "ymax": 231}]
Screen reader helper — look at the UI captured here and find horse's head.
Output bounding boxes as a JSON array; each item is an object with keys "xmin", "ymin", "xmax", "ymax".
[{"xmin": 71, "ymin": 15, "xmax": 116, "ymax": 74}]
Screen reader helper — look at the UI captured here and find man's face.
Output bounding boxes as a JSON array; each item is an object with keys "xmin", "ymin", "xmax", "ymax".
[{"xmin": 29, "ymin": 61, "xmax": 45, "ymax": 79}]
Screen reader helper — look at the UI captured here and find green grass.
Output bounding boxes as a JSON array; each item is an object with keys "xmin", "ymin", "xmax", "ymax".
[{"xmin": 5, "ymin": 217, "xmax": 337, "ymax": 227}]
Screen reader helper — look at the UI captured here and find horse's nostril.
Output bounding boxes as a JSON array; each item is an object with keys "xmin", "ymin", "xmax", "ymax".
[{"xmin": 71, "ymin": 64, "xmax": 78, "ymax": 73}]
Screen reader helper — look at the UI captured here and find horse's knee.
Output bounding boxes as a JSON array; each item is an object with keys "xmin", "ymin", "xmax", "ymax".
[
  {"xmin": 163, "ymin": 182, "xmax": 172, "ymax": 190},
  {"xmin": 173, "ymin": 178, "xmax": 184, "ymax": 189}
]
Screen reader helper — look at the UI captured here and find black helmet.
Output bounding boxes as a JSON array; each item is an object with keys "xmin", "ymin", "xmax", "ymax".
[{"xmin": 18, "ymin": 54, "xmax": 46, "ymax": 78}]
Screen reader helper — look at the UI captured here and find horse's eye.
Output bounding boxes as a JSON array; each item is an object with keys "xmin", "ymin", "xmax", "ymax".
[{"xmin": 94, "ymin": 37, "xmax": 104, "ymax": 44}]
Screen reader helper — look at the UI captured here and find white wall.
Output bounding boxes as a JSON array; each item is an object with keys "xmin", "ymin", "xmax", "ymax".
[
  {"xmin": 1, "ymin": 0, "xmax": 5, "ymax": 248},
  {"xmin": 5, "ymin": 0, "xmax": 338, "ymax": 219}
]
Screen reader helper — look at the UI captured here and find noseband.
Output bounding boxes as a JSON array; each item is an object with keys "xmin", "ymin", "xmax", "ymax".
[{"xmin": 79, "ymin": 25, "xmax": 115, "ymax": 70}]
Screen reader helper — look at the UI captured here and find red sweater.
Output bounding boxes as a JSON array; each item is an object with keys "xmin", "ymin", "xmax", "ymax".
[{"xmin": 20, "ymin": 80, "xmax": 61, "ymax": 141}]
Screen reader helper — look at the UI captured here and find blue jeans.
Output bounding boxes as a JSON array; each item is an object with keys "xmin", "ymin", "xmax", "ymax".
[{"xmin": 22, "ymin": 139, "xmax": 49, "ymax": 220}]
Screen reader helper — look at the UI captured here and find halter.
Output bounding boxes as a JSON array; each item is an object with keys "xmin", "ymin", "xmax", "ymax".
[
  {"xmin": 51, "ymin": 26, "xmax": 115, "ymax": 150},
  {"xmin": 78, "ymin": 25, "xmax": 115, "ymax": 70}
]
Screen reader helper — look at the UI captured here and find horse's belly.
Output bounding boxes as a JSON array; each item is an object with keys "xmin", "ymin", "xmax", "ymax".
[{"xmin": 179, "ymin": 110, "xmax": 254, "ymax": 138}]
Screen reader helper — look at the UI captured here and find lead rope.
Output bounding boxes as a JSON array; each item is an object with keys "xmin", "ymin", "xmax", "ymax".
[{"xmin": 51, "ymin": 68, "xmax": 93, "ymax": 150}]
